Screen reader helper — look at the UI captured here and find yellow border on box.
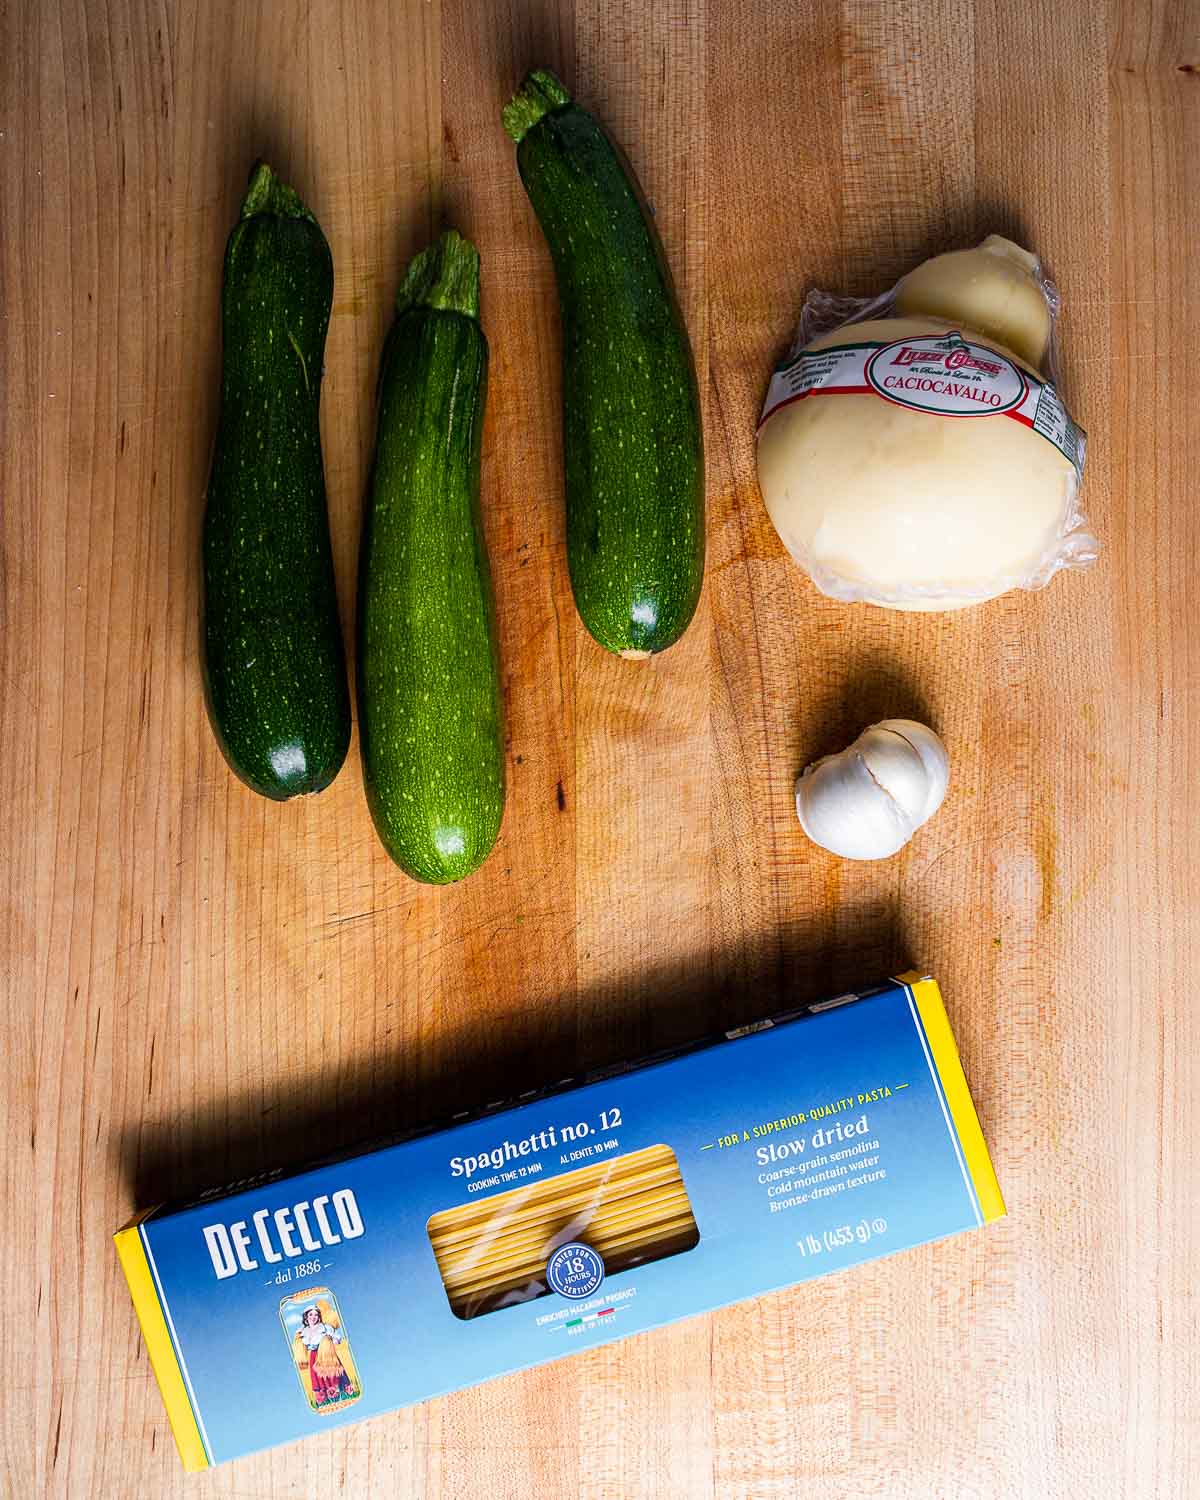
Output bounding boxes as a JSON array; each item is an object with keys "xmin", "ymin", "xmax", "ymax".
[
  {"xmin": 114, "ymin": 1212, "xmax": 210, "ymax": 1472},
  {"xmin": 898, "ymin": 972, "xmax": 1005, "ymax": 1223}
]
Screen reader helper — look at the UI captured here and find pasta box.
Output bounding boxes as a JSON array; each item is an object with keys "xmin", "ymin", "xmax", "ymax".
[{"xmin": 114, "ymin": 972, "xmax": 1004, "ymax": 1471}]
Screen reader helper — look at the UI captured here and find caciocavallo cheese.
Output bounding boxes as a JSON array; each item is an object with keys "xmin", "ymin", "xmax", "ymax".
[{"xmin": 756, "ymin": 236, "xmax": 1097, "ymax": 611}]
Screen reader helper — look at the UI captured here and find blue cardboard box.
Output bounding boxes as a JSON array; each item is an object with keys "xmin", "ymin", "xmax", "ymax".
[{"xmin": 116, "ymin": 972, "xmax": 1003, "ymax": 1471}]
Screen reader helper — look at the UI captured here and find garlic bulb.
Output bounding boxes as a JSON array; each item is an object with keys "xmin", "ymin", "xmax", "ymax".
[{"xmin": 795, "ymin": 720, "xmax": 950, "ymax": 860}]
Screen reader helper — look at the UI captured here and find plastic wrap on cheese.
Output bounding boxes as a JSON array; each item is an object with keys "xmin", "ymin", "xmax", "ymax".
[{"xmin": 755, "ymin": 237, "xmax": 1098, "ymax": 611}]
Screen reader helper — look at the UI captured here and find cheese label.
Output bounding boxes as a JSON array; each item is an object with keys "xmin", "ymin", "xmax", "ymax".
[
  {"xmin": 865, "ymin": 332, "xmax": 1026, "ymax": 415},
  {"xmin": 760, "ymin": 331, "xmax": 1086, "ymax": 479}
]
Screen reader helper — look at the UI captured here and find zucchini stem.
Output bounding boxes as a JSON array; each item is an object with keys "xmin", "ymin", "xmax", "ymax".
[
  {"xmin": 240, "ymin": 160, "xmax": 313, "ymax": 222},
  {"xmin": 396, "ymin": 230, "xmax": 481, "ymax": 322},
  {"xmin": 502, "ymin": 68, "xmax": 572, "ymax": 143}
]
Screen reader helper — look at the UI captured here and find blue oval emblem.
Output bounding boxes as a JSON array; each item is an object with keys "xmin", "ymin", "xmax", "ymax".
[{"xmin": 546, "ymin": 1242, "xmax": 604, "ymax": 1300}]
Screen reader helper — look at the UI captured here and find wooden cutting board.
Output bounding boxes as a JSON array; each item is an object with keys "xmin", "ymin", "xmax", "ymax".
[{"xmin": 3, "ymin": 0, "xmax": 1197, "ymax": 1495}]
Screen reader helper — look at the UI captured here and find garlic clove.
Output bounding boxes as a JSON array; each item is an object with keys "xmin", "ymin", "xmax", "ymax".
[
  {"xmin": 855, "ymin": 727, "xmax": 933, "ymax": 827},
  {"xmin": 795, "ymin": 719, "xmax": 950, "ymax": 861},
  {"xmin": 796, "ymin": 749, "xmax": 914, "ymax": 860},
  {"xmin": 871, "ymin": 719, "xmax": 950, "ymax": 826}
]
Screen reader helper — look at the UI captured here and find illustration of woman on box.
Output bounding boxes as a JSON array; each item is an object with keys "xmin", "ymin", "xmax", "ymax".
[{"xmin": 293, "ymin": 1304, "xmax": 356, "ymax": 1408}]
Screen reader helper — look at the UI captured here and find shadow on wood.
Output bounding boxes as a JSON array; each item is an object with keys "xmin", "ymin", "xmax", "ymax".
[
  {"xmin": 119, "ymin": 908, "xmax": 907, "ymax": 1212},
  {"xmin": 792, "ymin": 649, "xmax": 936, "ymax": 776}
]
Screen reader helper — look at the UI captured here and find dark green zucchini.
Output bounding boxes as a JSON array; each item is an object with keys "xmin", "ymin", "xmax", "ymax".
[
  {"xmin": 202, "ymin": 162, "xmax": 350, "ymax": 799},
  {"xmin": 503, "ymin": 69, "xmax": 705, "ymax": 657},
  {"xmin": 357, "ymin": 231, "xmax": 505, "ymax": 883}
]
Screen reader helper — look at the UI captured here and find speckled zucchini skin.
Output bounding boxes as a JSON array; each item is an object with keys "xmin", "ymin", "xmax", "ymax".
[
  {"xmin": 505, "ymin": 70, "xmax": 704, "ymax": 656},
  {"xmin": 202, "ymin": 163, "xmax": 350, "ymax": 800},
  {"xmin": 357, "ymin": 232, "xmax": 505, "ymax": 884}
]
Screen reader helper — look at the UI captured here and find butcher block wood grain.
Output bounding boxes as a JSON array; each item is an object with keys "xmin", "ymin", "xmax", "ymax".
[{"xmin": 2, "ymin": 0, "xmax": 1197, "ymax": 1494}]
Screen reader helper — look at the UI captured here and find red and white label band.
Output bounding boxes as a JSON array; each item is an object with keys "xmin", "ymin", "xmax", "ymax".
[{"xmin": 759, "ymin": 332, "xmax": 1086, "ymax": 480}]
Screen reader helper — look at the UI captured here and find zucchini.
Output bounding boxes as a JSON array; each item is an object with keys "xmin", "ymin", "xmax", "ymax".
[
  {"xmin": 503, "ymin": 69, "xmax": 705, "ymax": 657},
  {"xmin": 202, "ymin": 162, "xmax": 350, "ymax": 799},
  {"xmin": 357, "ymin": 231, "xmax": 505, "ymax": 883}
]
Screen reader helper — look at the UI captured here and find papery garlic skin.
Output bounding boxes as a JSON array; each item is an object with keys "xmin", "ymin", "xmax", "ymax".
[{"xmin": 796, "ymin": 719, "xmax": 950, "ymax": 861}]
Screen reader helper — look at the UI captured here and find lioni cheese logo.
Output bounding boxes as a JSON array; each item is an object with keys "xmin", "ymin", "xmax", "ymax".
[
  {"xmin": 203, "ymin": 1189, "xmax": 365, "ymax": 1280},
  {"xmin": 866, "ymin": 332, "xmax": 1026, "ymax": 418}
]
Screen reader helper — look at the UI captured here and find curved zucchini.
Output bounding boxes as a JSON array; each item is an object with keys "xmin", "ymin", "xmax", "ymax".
[
  {"xmin": 504, "ymin": 69, "xmax": 705, "ymax": 656},
  {"xmin": 202, "ymin": 162, "xmax": 350, "ymax": 799},
  {"xmin": 357, "ymin": 231, "xmax": 505, "ymax": 883}
]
